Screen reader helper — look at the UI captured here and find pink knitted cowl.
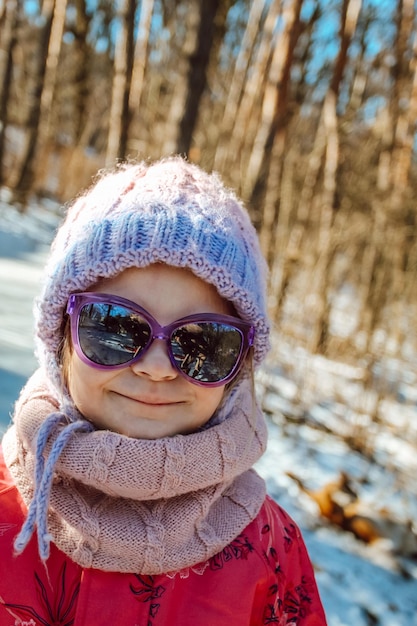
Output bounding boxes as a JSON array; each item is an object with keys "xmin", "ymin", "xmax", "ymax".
[{"xmin": 2, "ymin": 369, "xmax": 267, "ymax": 575}]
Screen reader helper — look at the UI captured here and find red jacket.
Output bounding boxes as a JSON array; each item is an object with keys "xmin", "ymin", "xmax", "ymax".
[{"xmin": 0, "ymin": 449, "xmax": 327, "ymax": 625}]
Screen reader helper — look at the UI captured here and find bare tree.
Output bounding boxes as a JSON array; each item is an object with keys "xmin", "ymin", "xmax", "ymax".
[
  {"xmin": 213, "ymin": 0, "xmax": 283, "ymax": 192},
  {"xmin": 242, "ymin": 0, "xmax": 303, "ymax": 209},
  {"xmin": 126, "ymin": 0, "xmax": 155, "ymax": 153},
  {"xmin": 160, "ymin": 0, "xmax": 232, "ymax": 156},
  {"xmin": 11, "ymin": 0, "xmax": 57, "ymax": 204},
  {"xmin": 0, "ymin": 0, "xmax": 20, "ymax": 185},
  {"xmin": 161, "ymin": 1, "xmax": 201, "ymax": 155},
  {"xmin": 307, "ymin": 0, "xmax": 362, "ymax": 353},
  {"xmin": 176, "ymin": 0, "xmax": 222, "ymax": 155},
  {"xmin": 213, "ymin": 0, "xmax": 268, "ymax": 172},
  {"xmin": 71, "ymin": 0, "xmax": 91, "ymax": 142},
  {"xmin": 106, "ymin": 0, "xmax": 136, "ymax": 165},
  {"xmin": 40, "ymin": 0, "xmax": 68, "ymax": 142},
  {"xmin": 350, "ymin": 0, "xmax": 417, "ymax": 363}
]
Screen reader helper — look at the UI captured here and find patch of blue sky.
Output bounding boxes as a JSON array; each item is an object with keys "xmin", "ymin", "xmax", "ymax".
[
  {"xmin": 226, "ymin": 0, "xmax": 250, "ymax": 25},
  {"xmin": 23, "ymin": 0, "xmax": 38, "ymax": 16},
  {"xmin": 222, "ymin": 0, "xmax": 251, "ymax": 58},
  {"xmin": 365, "ymin": 0, "xmax": 395, "ymax": 9},
  {"xmin": 86, "ymin": 0, "xmax": 167, "ymax": 58},
  {"xmin": 362, "ymin": 4, "xmax": 396, "ymax": 58},
  {"xmin": 362, "ymin": 95, "xmax": 387, "ymax": 121},
  {"xmin": 299, "ymin": 1, "xmax": 340, "ymax": 84},
  {"xmin": 300, "ymin": 0, "xmax": 397, "ymax": 95}
]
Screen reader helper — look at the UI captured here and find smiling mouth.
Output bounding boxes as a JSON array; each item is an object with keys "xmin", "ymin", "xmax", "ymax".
[
  {"xmin": 117, "ymin": 393, "xmax": 181, "ymax": 406},
  {"xmin": 139, "ymin": 400, "xmax": 178, "ymax": 406}
]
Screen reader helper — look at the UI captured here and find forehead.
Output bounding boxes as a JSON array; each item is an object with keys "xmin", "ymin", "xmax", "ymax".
[{"xmin": 90, "ymin": 264, "xmax": 233, "ymax": 322}]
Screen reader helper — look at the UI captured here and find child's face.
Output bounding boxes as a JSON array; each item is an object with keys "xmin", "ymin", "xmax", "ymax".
[{"xmin": 65, "ymin": 264, "xmax": 233, "ymax": 439}]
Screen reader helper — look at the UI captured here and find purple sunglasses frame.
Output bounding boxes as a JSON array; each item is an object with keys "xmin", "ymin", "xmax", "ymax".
[{"xmin": 66, "ymin": 292, "xmax": 255, "ymax": 387}]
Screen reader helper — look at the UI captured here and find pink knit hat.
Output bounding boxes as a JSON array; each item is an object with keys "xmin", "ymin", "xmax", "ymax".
[{"xmin": 35, "ymin": 156, "xmax": 270, "ymax": 390}]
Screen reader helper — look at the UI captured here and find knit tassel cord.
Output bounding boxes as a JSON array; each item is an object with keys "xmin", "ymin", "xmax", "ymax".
[{"xmin": 14, "ymin": 412, "xmax": 94, "ymax": 561}]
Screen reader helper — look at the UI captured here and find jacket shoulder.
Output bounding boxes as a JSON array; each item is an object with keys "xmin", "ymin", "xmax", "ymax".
[
  {"xmin": 0, "ymin": 446, "xmax": 14, "ymax": 491},
  {"xmin": 0, "ymin": 445, "xmax": 31, "ymax": 556},
  {"xmin": 250, "ymin": 496, "xmax": 328, "ymax": 625}
]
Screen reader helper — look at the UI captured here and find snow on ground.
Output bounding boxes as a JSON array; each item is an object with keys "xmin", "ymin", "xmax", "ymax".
[{"xmin": 0, "ymin": 198, "xmax": 416, "ymax": 625}]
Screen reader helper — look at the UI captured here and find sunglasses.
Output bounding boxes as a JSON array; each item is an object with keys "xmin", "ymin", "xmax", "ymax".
[{"xmin": 66, "ymin": 293, "xmax": 255, "ymax": 387}]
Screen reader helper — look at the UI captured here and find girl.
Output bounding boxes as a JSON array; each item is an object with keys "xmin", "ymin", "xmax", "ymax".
[{"xmin": 0, "ymin": 157, "xmax": 327, "ymax": 625}]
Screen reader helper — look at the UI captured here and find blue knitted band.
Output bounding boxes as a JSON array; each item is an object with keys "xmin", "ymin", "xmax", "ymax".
[{"xmin": 35, "ymin": 157, "xmax": 270, "ymax": 389}]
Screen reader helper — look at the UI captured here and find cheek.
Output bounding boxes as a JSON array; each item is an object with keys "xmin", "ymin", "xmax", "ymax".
[
  {"xmin": 66, "ymin": 352, "xmax": 104, "ymax": 417},
  {"xmin": 195, "ymin": 386, "xmax": 226, "ymax": 424},
  {"xmin": 67, "ymin": 354, "xmax": 87, "ymax": 402}
]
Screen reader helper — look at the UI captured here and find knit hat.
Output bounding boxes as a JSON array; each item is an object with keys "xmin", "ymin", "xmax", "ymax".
[{"xmin": 35, "ymin": 156, "xmax": 270, "ymax": 391}]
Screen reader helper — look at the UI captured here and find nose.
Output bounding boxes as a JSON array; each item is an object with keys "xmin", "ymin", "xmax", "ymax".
[{"xmin": 130, "ymin": 338, "xmax": 178, "ymax": 381}]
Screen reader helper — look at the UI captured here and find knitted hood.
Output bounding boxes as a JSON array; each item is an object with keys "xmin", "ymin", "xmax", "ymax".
[{"xmin": 35, "ymin": 157, "xmax": 270, "ymax": 392}]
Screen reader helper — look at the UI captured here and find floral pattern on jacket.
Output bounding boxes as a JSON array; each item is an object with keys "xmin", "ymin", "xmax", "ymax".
[{"xmin": 0, "ymin": 448, "xmax": 327, "ymax": 626}]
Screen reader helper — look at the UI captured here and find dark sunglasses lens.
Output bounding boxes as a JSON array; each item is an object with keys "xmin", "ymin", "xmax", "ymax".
[
  {"xmin": 78, "ymin": 303, "xmax": 151, "ymax": 366},
  {"xmin": 171, "ymin": 322, "xmax": 243, "ymax": 382}
]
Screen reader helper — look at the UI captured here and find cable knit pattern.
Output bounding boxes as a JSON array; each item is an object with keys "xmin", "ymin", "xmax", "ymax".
[
  {"xmin": 88, "ymin": 433, "xmax": 118, "ymax": 484},
  {"xmin": 2, "ymin": 370, "xmax": 268, "ymax": 574},
  {"xmin": 161, "ymin": 438, "xmax": 186, "ymax": 494}
]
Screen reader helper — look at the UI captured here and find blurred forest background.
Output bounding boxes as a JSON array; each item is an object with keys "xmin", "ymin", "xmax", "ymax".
[{"xmin": 1, "ymin": 0, "xmax": 417, "ymax": 427}]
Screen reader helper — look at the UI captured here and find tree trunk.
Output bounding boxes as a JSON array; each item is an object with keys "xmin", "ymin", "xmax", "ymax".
[
  {"xmin": 0, "ymin": 0, "xmax": 19, "ymax": 185},
  {"xmin": 309, "ymin": 91, "xmax": 339, "ymax": 353},
  {"xmin": 127, "ymin": 0, "xmax": 155, "ymax": 149},
  {"xmin": 389, "ymin": 0, "xmax": 415, "ymax": 203},
  {"xmin": 310, "ymin": 0, "xmax": 362, "ymax": 354},
  {"xmin": 11, "ymin": 0, "xmax": 56, "ymax": 205},
  {"xmin": 162, "ymin": 1, "xmax": 201, "ymax": 155},
  {"xmin": 106, "ymin": 0, "xmax": 136, "ymax": 165},
  {"xmin": 72, "ymin": 0, "xmax": 91, "ymax": 142},
  {"xmin": 242, "ymin": 0, "xmax": 303, "ymax": 205},
  {"xmin": 383, "ymin": 0, "xmax": 416, "ymax": 353},
  {"xmin": 176, "ymin": 0, "xmax": 223, "ymax": 156},
  {"xmin": 213, "ymin": 0, "xmax": 267, "ymax": 172},
  {"xmin": 39, "ymin": 0, "xmax": 68, "ymax": 142}
]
